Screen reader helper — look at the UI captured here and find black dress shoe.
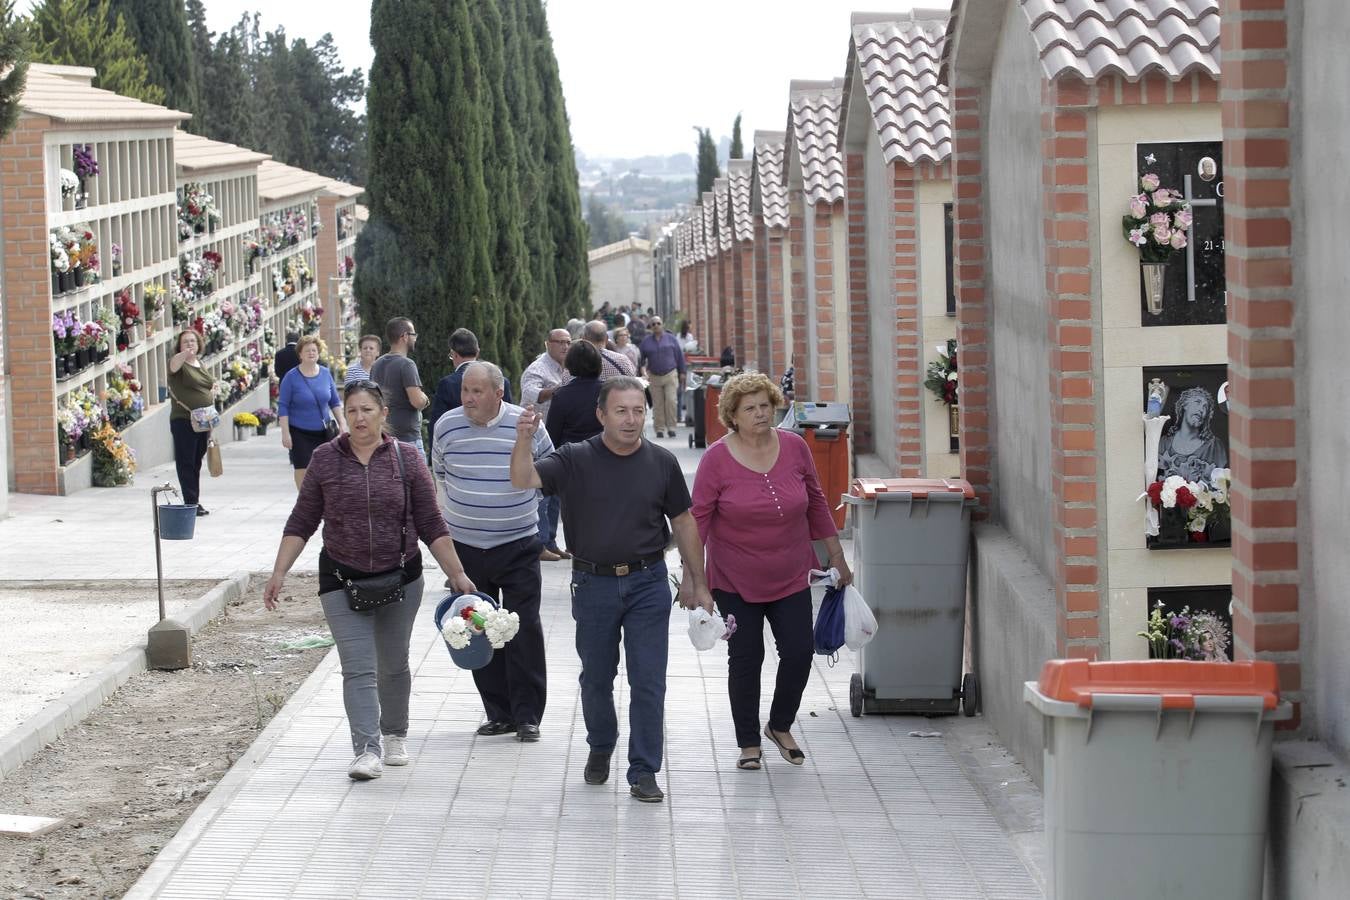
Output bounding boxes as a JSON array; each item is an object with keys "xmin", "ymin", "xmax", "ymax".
[
  {"xmin": 629, "ymin": 774, "xmax": 664, "ymax": 802},
  {"xmin": 584, "ymin": 750, "xmax": 611, "ymax": 784},
  {"xmin": 195, "ymin": 506, "xmax": 209, "ymax": 517},
  {"xmin": 476, "ymin": 720, "xmax": 516, "ymax": 736},
  {"xmin": 516, "ymin": 723, "xmax": 540, "ymax": 743}
]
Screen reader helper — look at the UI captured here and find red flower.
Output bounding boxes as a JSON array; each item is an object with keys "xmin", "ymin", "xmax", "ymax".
[
  {"xmin": 1189, "ymin": 531, "xmax": 1209, "ymax": 542},
  {"xmin": 1145, "ymin": 481, "xmax": 1163, "ymax": 507},
  {"xmin": 1175, "ymin": 486, "xmax": 1197, "ymax": 508}
]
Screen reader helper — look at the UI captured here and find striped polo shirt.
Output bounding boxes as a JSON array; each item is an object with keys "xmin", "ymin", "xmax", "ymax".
[{"xmin": 430, "ymin": 401, "xmax": 555, "ymax": 549}]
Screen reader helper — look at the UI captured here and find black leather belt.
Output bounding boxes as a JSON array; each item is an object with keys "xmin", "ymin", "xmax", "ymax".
[{"xmin": 572, "ymin": 554, "xmax": 664, "ymax": 577}]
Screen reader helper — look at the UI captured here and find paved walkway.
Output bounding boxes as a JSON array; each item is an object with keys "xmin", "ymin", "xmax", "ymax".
[{"xmin": 5, "ymin": 424, "xmax": 1046, "ymax": 898}]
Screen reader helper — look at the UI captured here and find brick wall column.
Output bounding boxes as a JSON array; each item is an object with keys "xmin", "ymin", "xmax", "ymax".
[
  {"xmin": 787, "ymin": 196, "xmax": 810, "ymax": 398},
  {"xmin": 695, "ymin": 260, "xmax": 709, "ymax": 351},
  {"xmin": 2, "ymin": 117, "xmax": 61, "ymax": 494},
  {"xmin": 1220, "ymin": 0, "xmax": 1301, "ymax": 727},
  {"xmin": 1043, "ymin": 83, "xmax": 1103, "ymax": 658},
  {"xmin": 753, "ymin": 218, "xmax": 771, "ymax": 375},
  {"xmin": 719, "ymin": 249, "xmax": 735, "ymax": 362},
  {"xmin": 765, "ymin": 229, "xmax": 786, "ymax": 379},
  {"xmin": 314, "ymin": 195, "xmax": 341, "ymax": 354},
  {"xmin": 735, "ymin": 242, "xmax": 756, "ymax": 370},
  {"xmin": 951, "ymin": 87, "xmax": 992, "ymax": 514},
  {"xmin": 811, "ymin": 201, "xmax": 838, "ymax": 402},
  {"xmin": 892, "ymin": 165, "xmax": 924, "ymax": 476},
  {"xmin": 845, "ymin": 151, "xmax": 873, "ymax": 453}
]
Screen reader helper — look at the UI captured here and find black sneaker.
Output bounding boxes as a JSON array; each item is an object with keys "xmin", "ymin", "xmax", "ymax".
[
  {"xmin": 584, "ymin": 750, "xmax": 611, "ymax": 785},
  {"xmin": 629, "ymin": 774, "xmax": 664, "ymax": 802},
  {"xmin": 195, "ymin": 506, "xmax": 209, "ymax": 517}
]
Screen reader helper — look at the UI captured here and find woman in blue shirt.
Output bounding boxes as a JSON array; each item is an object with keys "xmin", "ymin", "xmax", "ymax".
[{"xmin": 279, "ymin": 334, "xmax": 345, "ymax": 488}]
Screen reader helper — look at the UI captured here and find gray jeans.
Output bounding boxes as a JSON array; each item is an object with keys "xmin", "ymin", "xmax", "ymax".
[{"xmin": 320, "ymin": 577, "xmax": 424, "ymax": 756}]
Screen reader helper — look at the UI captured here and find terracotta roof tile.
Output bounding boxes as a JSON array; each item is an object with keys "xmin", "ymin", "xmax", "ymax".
[
  {"xmin": 850, "ymin": 13, "xmax": 952, "ymax": 165},
  {"xmin": 713, "ymin": 177, "xmax": 732, "ymax": 252},
  {"xmin": 700, "ymin": 193, "xmax": 717, "ymax": 260},
  {"xmin": 1021, "ymin": 0, "xmax": 1220, "ymax": 82},
  {"xmin": 788, "ymin": 80, "xmax": 846, "ymax": 205},
  {"xmin": 751, "ymin": 131, "xmax": 788, "ymax": 229},
  {"xmin": 727, "ymin": 159, "xmax": 754, "ymax": 242}
]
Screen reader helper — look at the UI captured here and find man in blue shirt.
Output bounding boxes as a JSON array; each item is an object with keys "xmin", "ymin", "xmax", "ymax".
[
  {"xmin": 637, "ymin": 316, "xmax": 686, "ymax": 439},
  {"xmin": 429, "ymin": 328, "xmax": 513, "ymax": 432}
]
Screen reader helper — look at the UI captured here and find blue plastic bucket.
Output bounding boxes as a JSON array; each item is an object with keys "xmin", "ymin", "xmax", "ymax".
[
  {"xmin": 158, "ymin": 503, "xmax": 197, "ymax": 540},
  {"xmin": 433, "ymin": 592, "xmax": 497, "ymax": 670}
]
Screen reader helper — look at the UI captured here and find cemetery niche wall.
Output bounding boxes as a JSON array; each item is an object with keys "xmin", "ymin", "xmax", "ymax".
[{"xmin": 1136, "ymin": 141, "xmax": 1226, "ymax": 326}]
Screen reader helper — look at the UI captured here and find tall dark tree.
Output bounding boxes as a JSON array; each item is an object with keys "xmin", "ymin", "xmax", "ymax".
[
  {"xmin": 471, "ymin": 0, "xmax": 529, "ymax": 378},
  {"xmin": 0, "ymin": 0, "xmax": 29, "ymax": 140},
  {"xmin": 730, "ymin": 113, "xmax": 744, "ymax": 159},
  {"xmin": 107, "ymin": 0, "xmax": 199, "ymax": 118},
  {"xmin": 522, "ymin": 0, "xmax": 588, "ymax": 323},
  {"xmin": 186, "ymin": 2, "xmax": 250, "ymax": 143},
  {"xmin": 356, "ymin": 0, "xmax": 496, "ymax": 393},
  {"xmin": 695, "ymin": 126, "xmax": 719, "ymax": 197},
  {"xmin": 27, "ymin": 0, "xmax": 164, "ymax": 104}
]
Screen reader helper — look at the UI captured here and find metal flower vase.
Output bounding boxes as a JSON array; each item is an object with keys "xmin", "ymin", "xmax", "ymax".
[{"xmin": 1141, "ymin": 261, "xmax": 1168, "ymax": 316}]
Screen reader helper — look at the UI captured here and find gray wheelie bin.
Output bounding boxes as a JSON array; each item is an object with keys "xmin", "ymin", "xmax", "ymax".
[
  {"xmin": 842, "ymin": 477, "xmax": 978, "ymax": 717},
  {"xmin": 1025, "ymin": 659, "xmax": 1290, "ymax": 899}
]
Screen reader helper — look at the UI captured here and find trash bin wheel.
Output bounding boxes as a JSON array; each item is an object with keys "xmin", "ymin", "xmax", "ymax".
[
  {"xmin": 961, "ymin": 672, "xmax": 979, "ymax": 717},
  {"xmin": 849, "ymin": 672, "xmax": 864, "ymax": 717}
]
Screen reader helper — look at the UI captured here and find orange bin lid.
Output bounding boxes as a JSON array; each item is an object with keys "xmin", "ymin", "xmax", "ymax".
[
  {"xmin": 1038, "ymin": 659, "xmax": 1281, "ymax": 711},
  {"xmin": 849, "ymin": 477, "xmax": 976, "ymax": 500}
]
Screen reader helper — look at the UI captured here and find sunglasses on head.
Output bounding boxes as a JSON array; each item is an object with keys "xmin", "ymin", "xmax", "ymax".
[{"xmin": 344, "ymin": 379, "xmax": 385, "ymax": 401}]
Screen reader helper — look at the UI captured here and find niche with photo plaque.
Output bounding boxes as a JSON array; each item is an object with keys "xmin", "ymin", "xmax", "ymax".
[
  {"xmin": 1141, "ymin": 364, "xmax": 1230, "ymax": 549},
  {"xmin": 1137, "ymin": 141, "xmax": 1226, "ymax": 326}
]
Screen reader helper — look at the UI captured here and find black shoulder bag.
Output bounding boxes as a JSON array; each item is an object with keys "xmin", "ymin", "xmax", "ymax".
[
  {"xmin": 332, "ymin": 443, "xmax": 410, "ymax": 612},
  {"xmin": 303, "ymin": 370, "xmax": 340, "ymax": 440}
]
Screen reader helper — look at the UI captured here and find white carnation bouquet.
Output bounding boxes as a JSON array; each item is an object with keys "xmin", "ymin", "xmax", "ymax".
[{"xmin": 441, "ymin": 597, "xmax": 520, "ymax": 650}]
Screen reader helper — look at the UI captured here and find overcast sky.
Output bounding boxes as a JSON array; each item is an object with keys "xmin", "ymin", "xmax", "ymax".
[{"xmin": 199, "ymin": 0, "xmax": 923, "ymax": 159}]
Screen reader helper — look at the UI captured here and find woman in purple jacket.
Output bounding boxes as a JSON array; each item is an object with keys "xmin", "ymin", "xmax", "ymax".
[{"xmin": 263, "ymin": 381, "xmax": 476, "ymax": 781}]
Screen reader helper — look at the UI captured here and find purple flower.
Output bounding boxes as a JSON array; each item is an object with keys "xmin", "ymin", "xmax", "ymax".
[
  {"xmin": 73, "ymin": 144, "xmax": 100, "ymax": 180},
  {"xmin": 1140, "ymin": 173, "xmax": 1161, "ymax": 191},
  {"xmin": 1149, "ymin": 212, "xmax": 1170, "ymax": 230}
]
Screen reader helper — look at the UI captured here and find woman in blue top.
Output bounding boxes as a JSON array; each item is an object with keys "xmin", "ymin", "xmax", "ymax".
[{"xmin": 279, "ymin": 334, "xmax": 345, "ymax": 488}]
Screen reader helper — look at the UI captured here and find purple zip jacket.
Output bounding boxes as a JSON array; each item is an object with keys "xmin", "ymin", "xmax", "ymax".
[{"xmin": 283, "ymin": 433, "xmax": 449, "ymax": 572}]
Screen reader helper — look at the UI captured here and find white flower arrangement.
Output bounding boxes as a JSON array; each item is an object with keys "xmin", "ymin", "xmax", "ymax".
[
  {"xmin": 441, "ymin": 598, "xmax": 521, "ymax": 650},
  {"xmin": 59, "ymin": 168, "xmax": 79, "ymax": 198}
]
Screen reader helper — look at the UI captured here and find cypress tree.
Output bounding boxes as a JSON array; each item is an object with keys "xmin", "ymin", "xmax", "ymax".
[
  {"xmin": 471, "ymin": 0, "xmax": 529, "ymax": 379},
  {"xmin": 107, "ymin": 0, "xmax": 199, "ymax": 118},
  {"xmin": 522, "ymin": 0, "xmax": 588, "ymax": 324},
  {"xmin": 27, "ymin": 0, "xmax": 165, "ymax": 105},
  {"xmin": 356, "ymin": 0, "xmax": 496, "ymax": 393},
  {"xmin": 695, "ymin": 127, "xmax": 719, "ymax": 196},
  {"xmin": 0, "ymin": 0, "xmax": 29, "ymax": 141},
  {"xmin": 730, "ymin": 113, "xmax": 744, "ymax": 159}
]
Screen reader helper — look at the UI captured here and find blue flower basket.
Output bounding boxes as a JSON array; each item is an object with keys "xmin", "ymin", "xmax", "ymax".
[{"xmin": 433, "ymin": 592, "xmax": 498, "ymax": 671}]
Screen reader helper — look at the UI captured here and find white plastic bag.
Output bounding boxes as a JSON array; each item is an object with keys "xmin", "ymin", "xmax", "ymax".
[
  {"xmin": 843, "ymin": 585, "xmax": 878, "ymax": 650},
  {"xmin": 687, "ymin": 607, "xmax": 728, "ymax": 651}
]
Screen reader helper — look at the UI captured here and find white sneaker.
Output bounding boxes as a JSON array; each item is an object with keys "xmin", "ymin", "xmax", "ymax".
[
  {"xmin": 382, "ymin": 735, "xmax": 409, "ymax": 766},
  {"xmin": 348, "ymin": 751, "xmax": 383, "ymax": 780}
]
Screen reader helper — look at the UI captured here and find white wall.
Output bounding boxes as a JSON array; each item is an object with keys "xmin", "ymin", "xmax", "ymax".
[
  {"xmin": 865, "ymin": 137, "xmax": 896, "ymax": 467},
  {"xmin": 588, "ymin": 250, "xmax": 653, "ymax": 313}
]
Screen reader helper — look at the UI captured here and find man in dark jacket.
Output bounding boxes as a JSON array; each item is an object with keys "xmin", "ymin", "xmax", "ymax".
[
  {"xmin": 273, "ymin": 331, "xmax": 301, "ymax": 382},
  {"xmin": 429, "ymin": 328, "xmax": 513, "ymax": 432}
]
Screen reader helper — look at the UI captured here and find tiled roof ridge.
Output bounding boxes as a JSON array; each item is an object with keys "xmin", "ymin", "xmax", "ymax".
[
  {"xmin": 1021, "ymin": 0, "xmax": 1221, "ymax": 82},
  {"xmin": 789, "ymin": 81, "xmax": 846, "ymax": 205},
  {"xmin": 726, "ymin": 159, "xmax": 753, "ymax": 242},
  {"xmin": 751, "ymin": 135, "xmax": 788, "ymax": 229},
  {"xmin": 700, "ymin": 194, "xmax": 716, "ymax": 261},
  {"xmin": 852, "ymin": 17, "xmax": 952, "ymax": 165},
  {"xmin": 713, "ymin": 176, "xmax": 732, "ymax": 252}
]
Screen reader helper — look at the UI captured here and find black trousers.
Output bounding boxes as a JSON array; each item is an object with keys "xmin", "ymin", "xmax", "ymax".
[
  {"xmin": 169, "ymin": 417, "xmax": 210, "ymax": 505},
  {"xmin": 714, "ymin": 587, "xmax": 814, "ymax": 748},
  {"xmin": 455, "ymin": 535, "xmax": 547, "ymax": 726}
]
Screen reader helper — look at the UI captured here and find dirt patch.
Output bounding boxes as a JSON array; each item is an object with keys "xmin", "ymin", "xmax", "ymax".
[{"xmin": 0, "ymin": 575, "xmax": 331, "ymax": 900}]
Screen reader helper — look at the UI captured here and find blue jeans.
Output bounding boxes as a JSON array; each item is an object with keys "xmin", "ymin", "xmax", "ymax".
[
  {"xmin": 537, "ymin": 494, "xmax": 560, "ymax": 548},
  {"xmin": 570, "ymin": 562, "xmax": 670, "ymax": 784}
]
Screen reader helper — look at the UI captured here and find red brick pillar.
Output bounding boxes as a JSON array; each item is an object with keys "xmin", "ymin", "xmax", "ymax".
[
  {"xmin": 811, "ymin": 202, "xmax": 838, "ymax": 402},
  {"xmin": 719, "ymin": 249, "xmax": 735, "ymax": 364},
  {"xmin": 892, "ymin": 165, "xmax": 923, "ymax": 476},
  {"xmin": 1220, "ymin": 0, "xmax": 1301, "ymax": 727},
  {"xmin": 844, "ymin": 152, "xmax": 873, "ymax": 453},
  {"xmin": 1, "ymin": 118, "xmax": 61, "ymax": 494},
  {"xmin": 315, "ymin": 195, "xmax": 342, "ymax": 355},
  {"xmin": 735, "ymin": 243, "xmax": 756, "ymax": 370},
  {"xmin": 1043, "ymin": 83, "xmax": 1102, "ymax": 658},
  {"xmin": 764, "ymin": 229, "xmax": 786, "ymax": 379},
  {"xmin": 787, "ymin": 197, "xmax": 810, "ymax": 399},
  {"xmin": 951, "ymin": 87, "xmax": 992, "ymax": 514}
]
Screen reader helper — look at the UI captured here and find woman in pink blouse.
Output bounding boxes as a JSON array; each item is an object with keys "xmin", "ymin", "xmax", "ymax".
[{"xmin": 691, "ymin": 373, "xmax": 852, "ymax": 770}]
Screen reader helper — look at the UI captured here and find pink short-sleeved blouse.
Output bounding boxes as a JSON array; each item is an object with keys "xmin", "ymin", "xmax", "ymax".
[{"xmin": 691, "ymin": 429, "xmax": 839, "ymax": 603}]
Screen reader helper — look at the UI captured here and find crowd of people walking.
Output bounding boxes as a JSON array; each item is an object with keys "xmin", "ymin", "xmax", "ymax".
[{"xmin": 257, "ymin": 310, "xmax": 846, "ymax": 802}]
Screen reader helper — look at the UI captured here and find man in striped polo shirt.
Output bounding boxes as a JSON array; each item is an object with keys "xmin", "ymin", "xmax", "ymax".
[{"xmin": 431, "ymin": 361, "xmax": 555, "ymax": 742}]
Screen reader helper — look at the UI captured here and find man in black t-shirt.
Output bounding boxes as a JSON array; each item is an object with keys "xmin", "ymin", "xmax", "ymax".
[{"xmin": 511, "ymin": 376, "xmax": 712, "ymax": 803}]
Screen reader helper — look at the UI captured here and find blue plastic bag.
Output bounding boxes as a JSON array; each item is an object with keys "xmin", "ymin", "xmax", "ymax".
[{"xmin": 814, "ymin": 585, "xmax": 847, "ymax": 661}]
